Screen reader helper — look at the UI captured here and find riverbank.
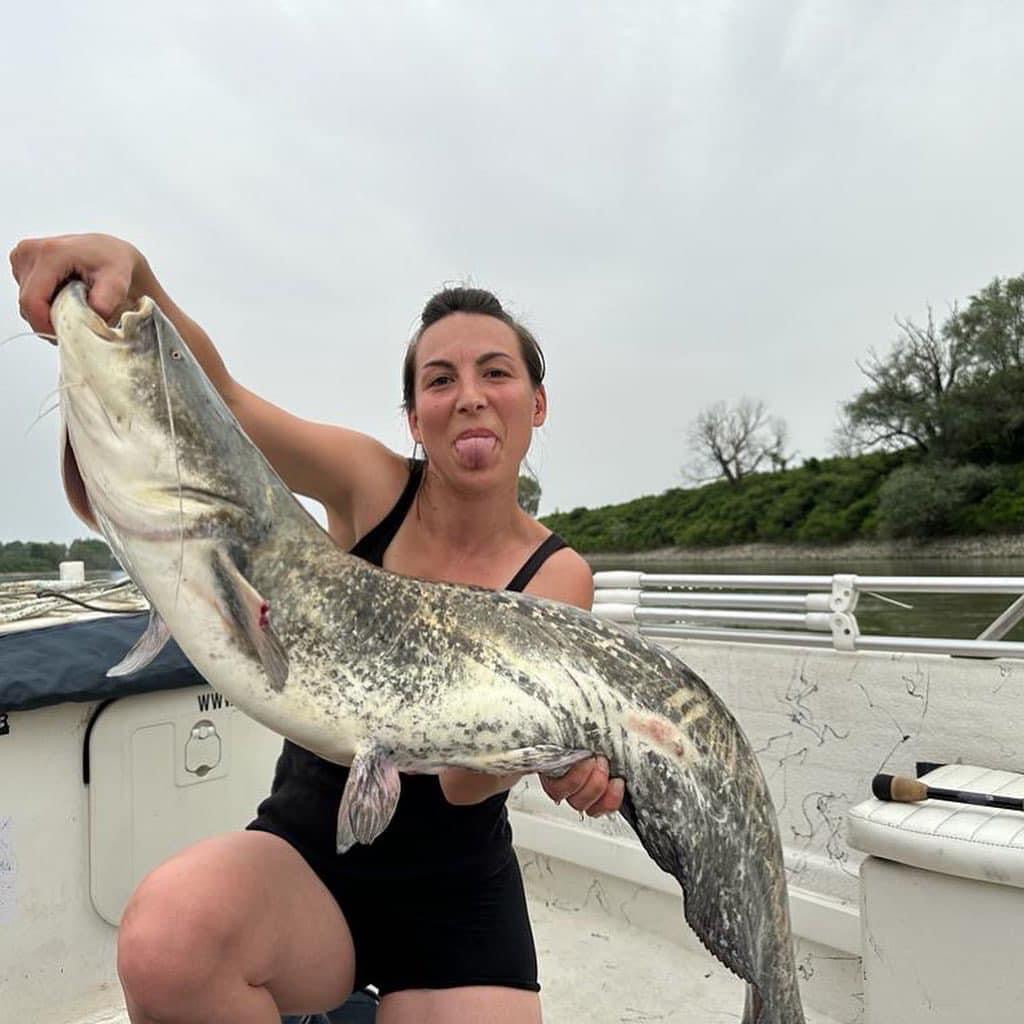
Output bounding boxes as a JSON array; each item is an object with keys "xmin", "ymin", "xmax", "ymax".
[
  {"xmin": 584, "ymin": 532, "xmax": 1024, "ymax": 566},
  {"xmin": 543, "ymin": 452, "xmax": 1024, "ymax": 555}
]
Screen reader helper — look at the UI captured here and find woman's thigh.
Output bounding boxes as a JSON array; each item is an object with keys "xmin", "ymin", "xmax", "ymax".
[
  {"xmin": 378, "ymin": 986, "xmax": 542, "ymax": 1024},
  {"xmin": 118, "ymin": 830, "xmax": 355, "ymax": 1016}
]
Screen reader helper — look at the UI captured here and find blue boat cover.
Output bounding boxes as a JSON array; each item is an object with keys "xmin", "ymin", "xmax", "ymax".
[{"xmin": 0, "ymin": 614, "xmax": 206, "ymax": 712}]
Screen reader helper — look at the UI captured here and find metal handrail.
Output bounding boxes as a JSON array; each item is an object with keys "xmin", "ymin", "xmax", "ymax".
[
  {"xmin": 591, "ymin": 571, "xmax": 1024, "ymax": 660},
  {"xmin": 594, "ymin": 571, "xmax": 1024, "ymax": 594},
  {"xmin": 593, "ymin": 589, "xmax": 828, "ymax": 611},
  {"xmin": 597, "ymin": 604, "xmax": 835, "ymax": 632}
]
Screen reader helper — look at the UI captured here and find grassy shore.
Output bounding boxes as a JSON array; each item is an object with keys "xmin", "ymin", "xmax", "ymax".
[{"xmin": 543, "ymin": 452, "xmax": 1024, "ymax": 559}]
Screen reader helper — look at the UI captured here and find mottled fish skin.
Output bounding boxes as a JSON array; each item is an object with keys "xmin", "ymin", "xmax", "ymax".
[{"xmin": 52, "ymin": 283, "xmax": 805, "ymax": 1024}]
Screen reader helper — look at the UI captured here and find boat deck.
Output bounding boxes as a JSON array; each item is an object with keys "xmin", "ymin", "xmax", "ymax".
[
  {"xmin": 533, "ymin": 894, "xmax": 840, "ymax": 1023},
  {"xmin": 524, "ymin": 854, "xmax": 847, "ymax": 1024}
]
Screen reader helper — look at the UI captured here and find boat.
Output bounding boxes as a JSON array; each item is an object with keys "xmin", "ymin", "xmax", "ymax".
[{"xmin": 4, "ymin": 564, "xmax": 1024, "ymax": 1023}]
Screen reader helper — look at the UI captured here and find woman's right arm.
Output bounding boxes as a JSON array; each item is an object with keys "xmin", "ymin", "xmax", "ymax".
[{"xmin": 9, "ymin": 233, "xmax": 404, "ymax": 548}]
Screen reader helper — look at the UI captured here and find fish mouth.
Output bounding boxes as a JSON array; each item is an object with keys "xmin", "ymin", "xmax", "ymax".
[
  {"xmin": 55, "ymin": 282, "xmax": 160, "ymax": 531},
  {"xmin": 53, "ymin": 280, "xmax": 155, "ymax": 347}
]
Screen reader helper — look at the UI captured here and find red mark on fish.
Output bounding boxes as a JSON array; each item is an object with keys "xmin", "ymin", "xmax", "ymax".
[{"xmin": 626, "ymin": 712, "xmax": 691, "ymax": 761}]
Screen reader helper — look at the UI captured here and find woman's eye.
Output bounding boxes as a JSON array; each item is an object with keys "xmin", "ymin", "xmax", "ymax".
[
  {"xmin": 484, "ymin": 368, "xmax": 509, "ymax": 378},
  {"xmin": 426, "ymin": 375, "xmax": 451, "ymax": 388}
]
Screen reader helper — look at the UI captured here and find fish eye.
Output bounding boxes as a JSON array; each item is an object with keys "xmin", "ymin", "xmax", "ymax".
[{"xmin": 170, "ymin": 350, "xmax": 183, "ymax": 360}]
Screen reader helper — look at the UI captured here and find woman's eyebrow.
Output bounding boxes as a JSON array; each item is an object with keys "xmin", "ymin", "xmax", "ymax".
[{"xmin": 420, "ymin": 351, "xmax": 515, "ymax": 372}]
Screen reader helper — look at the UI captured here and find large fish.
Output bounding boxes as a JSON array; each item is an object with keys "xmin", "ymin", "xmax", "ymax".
[{"xmin": 52, "ymin": 280, "xmax": 805, "ymax": 1023}]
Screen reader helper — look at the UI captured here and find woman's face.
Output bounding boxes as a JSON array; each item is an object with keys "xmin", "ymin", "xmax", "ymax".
[{"xmin": 409, "ymin": 312, "xmax": 546, "ymax": 488}]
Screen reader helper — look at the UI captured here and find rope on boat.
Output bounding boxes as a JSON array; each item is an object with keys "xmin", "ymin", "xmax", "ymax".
[{"xmin": 0, "ymin": 577, "xmax": 148, "ymax": 625}]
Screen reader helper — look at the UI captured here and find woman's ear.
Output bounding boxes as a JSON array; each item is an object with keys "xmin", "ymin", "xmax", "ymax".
[
  {"xmin": 533, "ymin": 385, "xmax": 548, "ymax": 427},
  {"xmin": 408, "ymin": 407, "xmax": 422, "ymax": 444}
]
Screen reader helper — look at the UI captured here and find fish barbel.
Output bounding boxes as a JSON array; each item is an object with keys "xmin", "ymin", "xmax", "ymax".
[{"xmin": 52, "ymin": 281, "xmax": 805, "ymax": 1023}]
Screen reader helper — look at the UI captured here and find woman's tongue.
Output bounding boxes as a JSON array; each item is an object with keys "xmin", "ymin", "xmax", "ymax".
[{"xmin": 453, "ymin": 434, "xmax": 498, "ymax": 469}]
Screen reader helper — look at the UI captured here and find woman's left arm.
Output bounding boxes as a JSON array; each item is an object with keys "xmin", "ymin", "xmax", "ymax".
[{"xmin": 440, "ymin": 769, "xmax": 525, "ymax": 805}]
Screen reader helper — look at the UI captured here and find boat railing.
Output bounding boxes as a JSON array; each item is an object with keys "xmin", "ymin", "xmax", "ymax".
[{"xmin": 592, "ymin": 570, "xmax": 1024, "ymax": 660}]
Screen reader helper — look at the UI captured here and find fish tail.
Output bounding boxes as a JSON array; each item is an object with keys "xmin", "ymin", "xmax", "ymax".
[
  {"xmin": 617, "ymin": 742, "xmax": 806, "ymax": 1024},
  {"xmin": 743, "ymin": 983, "xmax": 762, "ymax": 1024}
]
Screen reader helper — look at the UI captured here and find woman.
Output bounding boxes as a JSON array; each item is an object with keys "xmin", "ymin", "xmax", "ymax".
[{"xmin": 10, "ymin": 234, "xmax": 625, "ymax": 1024}]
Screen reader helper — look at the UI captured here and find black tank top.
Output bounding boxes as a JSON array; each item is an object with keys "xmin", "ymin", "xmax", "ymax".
[
  {"xmin": 350, "ymin": 459, "xmax": 567, "ymax": 589},
  {"xmin": 267, "ymin": 460, "xmax": 568, "ymax": 880}
]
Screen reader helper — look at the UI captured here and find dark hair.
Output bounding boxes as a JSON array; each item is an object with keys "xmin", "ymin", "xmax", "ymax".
[{"xmin": 402, "ymin": 287, "xmax": 546, "ymax": 412}]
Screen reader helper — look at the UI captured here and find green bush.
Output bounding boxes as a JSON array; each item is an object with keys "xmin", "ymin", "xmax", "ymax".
[
  {"xmin": 0, "ymin": 538, "xmax": 118, "ymax": 573},
  {"xmin": 543, "ymin": 452, "xmax": 903, "ymax": 551},
  {"xmin": 541, "ymin": 449, "xmax": 1024, "ymax": 553},
  {"xmin": 875, "ymin": 463, "xmax": 1002, "ymax": 540}
]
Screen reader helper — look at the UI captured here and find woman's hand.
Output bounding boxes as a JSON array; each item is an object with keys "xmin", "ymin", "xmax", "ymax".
[
  {"xmin": 9, "ymin": 233, "xmax": 150, "ymax": 337},
  {"xmin": 440, "ymin": 758, "xmax": 624, "ymax": 817},
  {"xmin": 540, "ymin": 756, "xmax": 624, "ymax": 817}
]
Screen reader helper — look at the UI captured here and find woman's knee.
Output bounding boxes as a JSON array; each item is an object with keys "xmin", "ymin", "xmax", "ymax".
[
  {"xmin": 117, "ymin": 832, "xmax": 356, "ymax": 1019},
  {"xmin": 117, "ymin": 849, "xmax": 248, "ymax": 1015}
]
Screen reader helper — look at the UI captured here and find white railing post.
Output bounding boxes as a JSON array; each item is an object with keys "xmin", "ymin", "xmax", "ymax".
[{"xmin": 830, "ymin": 573, "xmax": 860, "ymax": 652}]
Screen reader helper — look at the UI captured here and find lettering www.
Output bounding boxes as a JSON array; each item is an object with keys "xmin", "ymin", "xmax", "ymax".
[{"xmin": 196, "ymin": 692, "xmax": 232, "ymax": 712}]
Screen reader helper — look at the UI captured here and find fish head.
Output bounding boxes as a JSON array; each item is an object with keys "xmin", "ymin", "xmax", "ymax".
[{"xmin": 52, "ymin": 280, "xmax": 270, "ymax": 545}]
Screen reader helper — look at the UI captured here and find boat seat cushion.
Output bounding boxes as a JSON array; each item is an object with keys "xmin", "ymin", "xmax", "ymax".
[
  {"xmin": 847, "ymin": 763, "xmax": 1024, "ymax": 889},
  {"xmin": 0, "ymin": 614, "xmax": 204, "ymax": 712}
]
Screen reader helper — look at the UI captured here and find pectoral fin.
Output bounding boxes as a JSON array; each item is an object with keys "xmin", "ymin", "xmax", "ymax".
[
  {"xmin": 211, "ymin": 549, "xmax": 289, "ymax": 691},
  {"xmin": 106, "ymin": 609, "xmax": 172, "ymax": 677},
  {"xmin": 336, "ymin": 744, "xmax": 402, "ymax": 853}
]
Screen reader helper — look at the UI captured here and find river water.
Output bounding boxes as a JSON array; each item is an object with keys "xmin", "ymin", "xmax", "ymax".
[{"xmin": 585, "ymin": 554, "xmax": 1024, "ymax": 642}]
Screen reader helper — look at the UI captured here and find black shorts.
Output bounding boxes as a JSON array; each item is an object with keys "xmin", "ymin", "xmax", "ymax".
[{"xmin": 246, "ymin": 822, "xmax": 540, "ymax": 997}]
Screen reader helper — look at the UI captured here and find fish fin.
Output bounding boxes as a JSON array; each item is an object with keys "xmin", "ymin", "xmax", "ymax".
[
  {"xmin": 211, "ymin": 549, "xmax": 289, "ymax": 691},
  {"xmin": 336, "ymin": 744, "xmax": 401, "ymax": 853},
  {"xmin": 106, "ymin": 609, "xmax": 171, "ymax": 677}
]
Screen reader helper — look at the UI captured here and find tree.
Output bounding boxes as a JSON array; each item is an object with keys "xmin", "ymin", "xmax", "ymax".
[
  {"xmin": 0, "ymin": 540, "xmax": 65, "ymax": 572},
  {"xmin": 948, "ymin": 275, "xmax": 1024, "ymax": 373},
  {"xmin": 517, "ymin": 473, "xmax": 541, "ymax": 515},
  {"xmin": 840, "ymin": 310, "xmax": 971, "ymax": 458},
  {"xmin": 841, "ymin": 274, "xmax": 1024, "ymax": 463},
  {"xmin": 763, "ymin": 417, "xmax": 795, "ymax": 472},
  {"xmin": 0, "ymin": 538, "xmax": 119, "ymax": 572},
  {"xmin": 685, "ymin": 398, "xmax": 793, "ymax": 486},
  {"xmin": 67, "ymin": 538, "xmax": 119, "ymax": 570},
  {"xmin": 944, "ymin": 275, "xmax": 1024, "ymax": 463}
]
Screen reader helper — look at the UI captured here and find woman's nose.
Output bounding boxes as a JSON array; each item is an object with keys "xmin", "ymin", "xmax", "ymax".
[{"xmin": 456, "ymin": 380, "xmax": 487, "ymax": 412}]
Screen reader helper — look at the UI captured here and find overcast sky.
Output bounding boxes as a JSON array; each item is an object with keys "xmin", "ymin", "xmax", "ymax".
[{"xmin": 2, "ymin": 1, "xmax": 1023, "ymax": 543}]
